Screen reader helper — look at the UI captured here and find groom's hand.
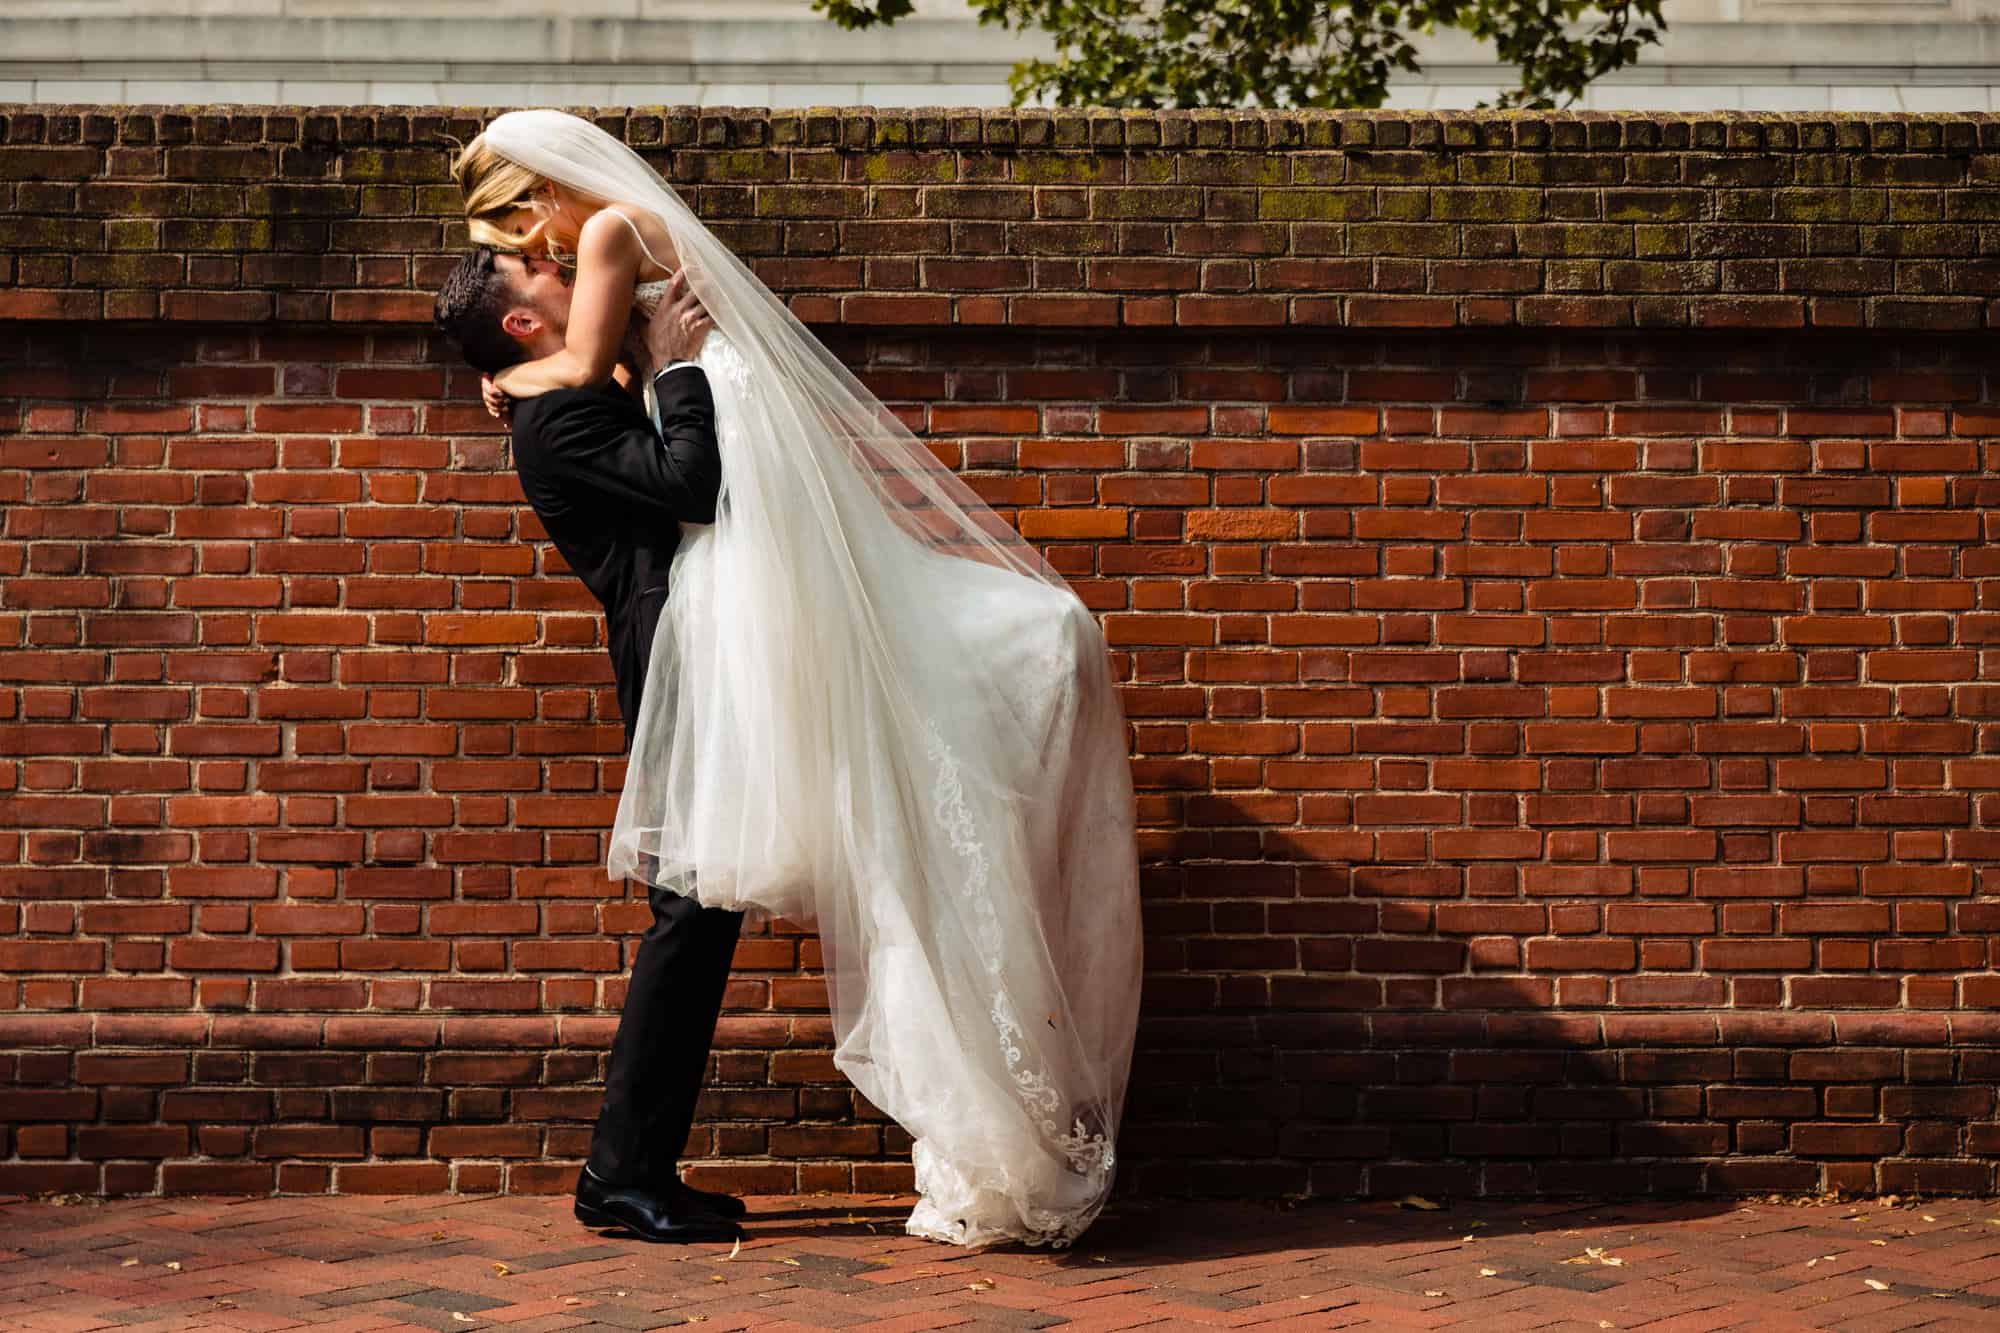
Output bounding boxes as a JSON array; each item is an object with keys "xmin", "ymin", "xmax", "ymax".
[{"xmin": 645, "ymin": 271, "xmax": 715, "ymax": 366}]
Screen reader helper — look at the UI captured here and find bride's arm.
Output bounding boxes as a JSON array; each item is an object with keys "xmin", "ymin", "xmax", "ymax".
[{"xmin": 491, "ymin": 209, "xmax": 646, "ymax": 398}]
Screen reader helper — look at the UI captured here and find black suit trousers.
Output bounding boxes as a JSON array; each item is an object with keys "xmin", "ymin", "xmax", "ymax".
[{"xmin": 585, "ymin": 866, "xmax": 744, "ymax": 1187}]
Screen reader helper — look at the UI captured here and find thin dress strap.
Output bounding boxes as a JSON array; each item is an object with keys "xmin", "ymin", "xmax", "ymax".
[
  {"xmin": 610, "ymin": 207, "xmax": 678, "ymax": 438},
  {"xmin": 608, "ymin": 206, "xmax": 673, "ymax": 278}
]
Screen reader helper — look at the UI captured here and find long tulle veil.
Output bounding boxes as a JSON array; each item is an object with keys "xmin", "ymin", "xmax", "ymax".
[
  {"xmin": 485, "ymin": 110, "xmax": 1059, "ymax": 587},
  {"xmin": 480, "ymin": 109, "xmax": 1142, "ymax": 1248}
]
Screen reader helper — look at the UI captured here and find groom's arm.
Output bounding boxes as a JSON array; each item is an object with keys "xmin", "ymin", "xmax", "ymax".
[
  {"xmin": 650, "ymin": 364, "xmax": 723, "ymax": 524},
  {"xmin": 525, "ymin": 378, "xmax": 721, "ymax": 525}
]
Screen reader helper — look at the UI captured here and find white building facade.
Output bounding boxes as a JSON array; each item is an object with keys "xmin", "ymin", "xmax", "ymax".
[{"xmin": 4, "ymin": 0, "xmax": 2000, "ymax": 111}]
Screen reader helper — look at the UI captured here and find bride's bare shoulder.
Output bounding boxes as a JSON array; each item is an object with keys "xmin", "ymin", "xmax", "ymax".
[{"xmin": 593, "ymin": 201, "xmax": 679, "ymax": 276}]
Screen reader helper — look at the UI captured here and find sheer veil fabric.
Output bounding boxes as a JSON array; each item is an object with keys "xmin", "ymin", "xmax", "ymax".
[{"xmin": 481, "ymin": 111, "xmax": 1142, "ymax": 1247}]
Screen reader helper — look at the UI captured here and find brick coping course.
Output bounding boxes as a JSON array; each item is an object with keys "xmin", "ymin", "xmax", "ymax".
[{"xmin": 10, "ymin": 105, "xmax": 2000, "ymax": 330}]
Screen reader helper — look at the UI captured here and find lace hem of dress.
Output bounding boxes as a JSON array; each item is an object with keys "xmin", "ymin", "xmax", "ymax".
[{"xmin": 918, "ymin": 720, "xmax": 1115, "ymax": 1249}]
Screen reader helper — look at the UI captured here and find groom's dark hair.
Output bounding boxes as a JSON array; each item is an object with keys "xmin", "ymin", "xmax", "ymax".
[{"xmin": 434, "ymin": 247, "xmax": 530, "ymax": 376}]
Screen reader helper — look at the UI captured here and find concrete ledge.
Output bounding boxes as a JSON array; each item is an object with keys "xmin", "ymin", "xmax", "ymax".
[
  {"xmin": 2, "ymin": 18, "xmax": 2000, "ymax": 107},
  {"xmin": 6, "ymin": 17, "xmax": 2000, "ymax": 70}
]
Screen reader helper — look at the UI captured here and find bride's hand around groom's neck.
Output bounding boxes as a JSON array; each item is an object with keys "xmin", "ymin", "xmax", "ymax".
[{"xmin": 481, "ymin": 374, "xmax": 512, "ymax": 421}]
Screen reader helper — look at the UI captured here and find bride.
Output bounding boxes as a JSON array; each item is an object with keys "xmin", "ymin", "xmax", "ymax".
[{"xmin": 453, "ymin": 109, "xmax": 1142, "ymax": 1249}]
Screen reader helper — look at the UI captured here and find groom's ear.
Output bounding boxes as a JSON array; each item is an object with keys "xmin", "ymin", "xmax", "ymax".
[{"xmin": 500, "ymin": 307, "xmax": 541, "ymax": 340}]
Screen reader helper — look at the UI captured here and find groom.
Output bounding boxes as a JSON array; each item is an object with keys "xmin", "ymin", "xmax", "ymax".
[{"xmin": 434, "ymin": 248, "xmax": 746, "ymax": 1244}]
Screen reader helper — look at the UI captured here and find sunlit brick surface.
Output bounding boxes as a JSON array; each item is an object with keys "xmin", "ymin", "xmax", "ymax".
[{"xmin": 5, "ymin": 107, "xmax": 2000, "ymax": 1200}]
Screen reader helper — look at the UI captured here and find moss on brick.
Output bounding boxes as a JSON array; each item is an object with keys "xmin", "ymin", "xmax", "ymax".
[
  {"xmin": 1013, "ymin": 154, "xmax": 1119, "ymax": 186},
  {"xmin": 1431, "ymin": 189, "xmax": 1541, "ymax": 223},
  {"xmin": 0, "ymin": 106, "xmax": 1995, "ymax": 336},
  {"xmin": 1344, "ymin": 152, "xmax": 1456, "ymax": 186},
  {"xmin": 336, "ymin": 147, "xmax": 448, "ymax": 184},
  {"xmin": 161, "ymin": 218, "xmax": 274, "ymax": 252},
  {"xmin": 1256, "ymin": 189, "xmax": 1372, "ymax": 223},
  {"xmin": 859, "ymin": 152, "xmax": 957, "ymax": 185}
]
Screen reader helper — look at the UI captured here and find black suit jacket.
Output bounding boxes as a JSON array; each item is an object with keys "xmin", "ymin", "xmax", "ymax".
[{"xmin": 509, "ymin": 367, "xmax": 723, "ymax": 751}]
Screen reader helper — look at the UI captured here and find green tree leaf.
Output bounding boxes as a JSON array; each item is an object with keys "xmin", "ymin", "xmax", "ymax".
[{"xmin": 812, "ymin": 0, "xmax": 1665, "ymax": 110}]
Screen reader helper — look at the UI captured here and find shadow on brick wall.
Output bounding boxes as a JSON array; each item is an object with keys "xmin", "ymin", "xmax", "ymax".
[{"xmin": 1120, "ymin": 810, "xmax": 2000, "ymax": 1201}]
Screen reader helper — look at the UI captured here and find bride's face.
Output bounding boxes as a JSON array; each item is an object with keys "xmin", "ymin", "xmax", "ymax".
[
  {"xmin": 501, "ymin": 186, "xmax": 592, "ymax": 258},
  {"xmin": 496, "ymin": 204, "xmax": 554, "ymax": 256}
]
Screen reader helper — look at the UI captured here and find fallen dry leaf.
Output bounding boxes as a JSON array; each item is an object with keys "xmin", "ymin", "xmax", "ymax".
[
  {"xmin": 1479, "ymin": 1267, "xmax": 1499, "ymax": 1278},
  {"xmin": 120, "ymin": 1258, "xmax": 139, "ymax": 1268},
  {"xmin": 968, "ymin": 1279, "xmax": 995, "ymax": 1292},
  {"xmin": 779, "ymin": 1257, "xmax": 801, "ymax": 1267},
  {"xmin": 1923, "ymin": 1215, "xmax": 1937, "ymax": 1222},
  {"xmin": 164, "ymin": 1262, "xmax": 181, "ymax": 1272},
  {"xmin": 1871, "ymin": 1239, "xmax": 1887, "ymax": 1247},
  {"xmin": 1401, "ymin": 1195, "xmax": 1442, "ymax": 1211},
  {"xmin": 452, "ymin": 1315, "xmax": 474, "ymax": 1325},
  {"xmin": 491, "ymin": 1263, "xmax": 510, "ymax": 1276},
  {"xmin": 1865, "ymin": 1279, "xmax": 1889, "ymax": 1292},
  {"xmin": 1565, "ymin": 1247, "xmax": 1624, "ymax": 1268},
  {"xmin": 1423, "ymin": 1289, "xmax": 1445, "ymax": 1297},
  {"xmin": 431, "ymin": 1231, "xmax": 446, "ymax": 1241}
]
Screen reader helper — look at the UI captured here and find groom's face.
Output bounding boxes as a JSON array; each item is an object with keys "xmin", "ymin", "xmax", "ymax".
[{"xmin": 495, "ymin": 252, "xmax": 573, "ymax": 342}]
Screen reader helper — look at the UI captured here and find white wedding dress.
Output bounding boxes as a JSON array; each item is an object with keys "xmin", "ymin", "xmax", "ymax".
[{"xmin": 479, "ymin": 111, "xmax": 1143, "ymax": 1248}]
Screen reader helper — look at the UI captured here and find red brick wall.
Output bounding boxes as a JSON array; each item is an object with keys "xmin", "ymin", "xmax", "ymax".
[{"xmin": 3, "ymin": 105, "xmax": 1999, "ymax": 1201}]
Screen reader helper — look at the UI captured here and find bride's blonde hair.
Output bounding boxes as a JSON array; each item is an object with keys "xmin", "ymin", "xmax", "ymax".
[{"xmin": 452, "ymin": 134, "xmax": 568, "ymax": 257}]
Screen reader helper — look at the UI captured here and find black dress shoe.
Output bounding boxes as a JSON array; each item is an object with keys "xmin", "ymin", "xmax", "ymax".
[
  {"xmin": 574, "ymin": 1165, "xmax": 742, "ymax": 1244},
  {"xmin": 661, "ymin": 1176, "xmax": 748, "ymax": 1221}
]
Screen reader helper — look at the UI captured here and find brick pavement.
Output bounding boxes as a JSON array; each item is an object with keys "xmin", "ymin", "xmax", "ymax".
[{"xmin": 4, "ymin": 1190, "xmax": 1999, "ymax": 1331}]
